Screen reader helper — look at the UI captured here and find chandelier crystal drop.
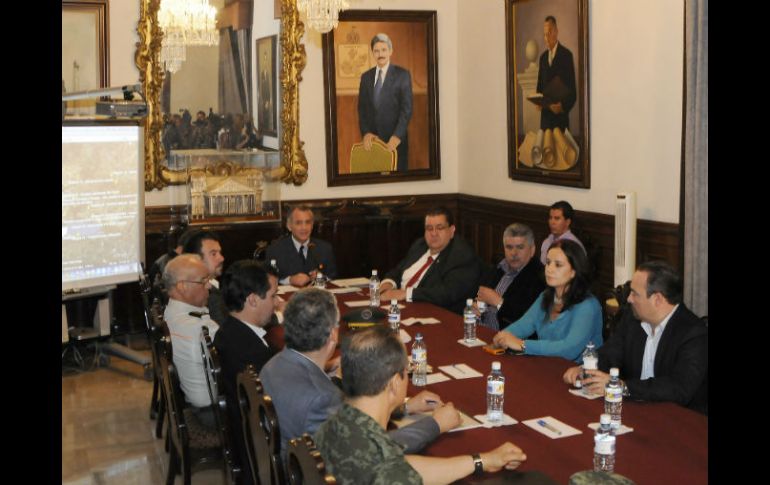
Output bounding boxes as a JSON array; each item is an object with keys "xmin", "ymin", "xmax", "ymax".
[
  {"xmin": 296, "ymin": 0, "xmax": 350, "ymax": 34},
  {"xmin": 158, "ymin": 0, "xmax": 219, "ymax": 73}
]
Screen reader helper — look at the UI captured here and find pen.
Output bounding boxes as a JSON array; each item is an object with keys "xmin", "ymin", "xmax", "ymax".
[{"xmin": 537, "ymin": 419, "xmax": 562, "ymax": 435}]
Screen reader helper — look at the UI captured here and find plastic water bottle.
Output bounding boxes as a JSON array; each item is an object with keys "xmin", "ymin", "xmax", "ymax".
[
  {"xmin": 411, "ymin": 334, "xmax": 427, "ymax": 386},
  {"xmin": 593, "ymin": 413, "xmax": 616, "ymax": 472},
  {"xmin": 463, "ymin": 298, "xmax": 477, "ymax": 342},
  {"xmin": 388, "ymin": 299, "xmax": 401, "ymax": 332},
  {"xmin": 369, "ymin": 269, "xmax": 380, "ymax": 307},
  {"xmin": 581, "ymin": 341, "xmax": 598, "ymax": 394},
  {"xmin": 486, "ymin": 361, "xmax": 505, "ymax": 422},
  {"xmin": 314, "ymin": 271, "xmax": 325, "ymax": 288},
  {"xmin": 604, "ymin": 367, "xmax": 623, "ymax": 431}
]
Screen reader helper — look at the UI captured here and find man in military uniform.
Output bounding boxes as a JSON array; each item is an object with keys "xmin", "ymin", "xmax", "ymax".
[
  {"xmin": 162, "ymin": 254, "xmax": 219, "ymax": 427},
  {"xmin": 314, "ymin": 326, "xmax": 528, "ymax": 484}
]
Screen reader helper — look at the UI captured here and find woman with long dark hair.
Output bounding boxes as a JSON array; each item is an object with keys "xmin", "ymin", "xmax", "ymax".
[{"xmin": 491, "ymin": 239, "xmax": 602, "ymax": 362}]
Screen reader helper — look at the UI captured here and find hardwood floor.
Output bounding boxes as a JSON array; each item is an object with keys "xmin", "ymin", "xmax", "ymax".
[{"xmin": 61, "ymin": 347, "xmax": 224, "ymax": 485}]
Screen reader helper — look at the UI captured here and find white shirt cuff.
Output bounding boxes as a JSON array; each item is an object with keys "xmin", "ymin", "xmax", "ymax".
[{"xmin": 406, "ymin": 287, "xmax": 414, "ymax": 302}]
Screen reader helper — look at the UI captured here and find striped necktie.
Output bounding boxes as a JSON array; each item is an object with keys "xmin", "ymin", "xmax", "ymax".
[{"xmin": 374, "ymin": 69, "xmax": 383, "ymax": 105}]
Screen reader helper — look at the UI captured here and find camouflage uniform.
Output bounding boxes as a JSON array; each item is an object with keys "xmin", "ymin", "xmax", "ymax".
[{"xmin": 315, "ymin": 403, "xmax": 422, "ymax": 485}]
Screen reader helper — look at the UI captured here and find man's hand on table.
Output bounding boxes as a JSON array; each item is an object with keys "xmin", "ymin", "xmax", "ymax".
[{"xmin": 480, "ymin": 442, "xmax": 527, "ymax": 472}]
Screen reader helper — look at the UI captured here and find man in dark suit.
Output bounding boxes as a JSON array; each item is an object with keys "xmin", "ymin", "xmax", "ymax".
[
  {"xmin": 260, "ymin": 288, "xmax": 459, "ymax": 460},
  {"xmin": 358, "ymin": 33, "xmax": 413, "ymax": 172},
  {"xmin": 380, "ymin": 207, "xmax": 483, "ymax": 314},
  {"xmin": 563, "ymin": 261, "xmax": 708, "ymax": 414},
  {"xmin": 183, "ymin": 230, "xmax": 228, "ymax": 325},
  {"xmin": 265, "ymin": 204, "xmax": 338, "ymax": 287},
  {"xmin": 477, "ymin": 223, "xmax": 545, "ymax": 330},
  {"xmin": 213, "ymin": 260, "xmax": 279, "ymax": 485},
  {"xmin": 536, "ymin": 16, "xmax": 577, "ymax": 131}
]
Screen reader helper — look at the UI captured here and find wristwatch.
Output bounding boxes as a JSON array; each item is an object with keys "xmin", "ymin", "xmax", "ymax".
[
  {"xmin": 472, "ymin": 453, "xmax": 483, "ymax": 476},
  {"xmin": 520, "ymin": 340, "xmax": 527, "ymax": 351}
]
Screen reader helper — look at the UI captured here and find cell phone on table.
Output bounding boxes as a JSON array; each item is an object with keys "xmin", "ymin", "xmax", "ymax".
[{"xmin": 482, "ymin": 344, "xmax": 506, "ymax": 356}]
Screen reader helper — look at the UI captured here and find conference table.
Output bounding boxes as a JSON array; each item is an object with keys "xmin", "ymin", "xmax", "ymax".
[{"xmin": 276, "ymin": 286, "xmax": 708, "ymax": 485}]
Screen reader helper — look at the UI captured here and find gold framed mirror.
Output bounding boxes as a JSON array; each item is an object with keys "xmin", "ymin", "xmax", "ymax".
[{"xmin": 138, "ymin": 0, "xmax": 308, "ymax": 191}]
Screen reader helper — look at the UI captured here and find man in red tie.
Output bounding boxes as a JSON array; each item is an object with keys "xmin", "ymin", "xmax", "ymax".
[{"xmin": 380, "ymin": 207, "xmax": 482, "ymax": 314}]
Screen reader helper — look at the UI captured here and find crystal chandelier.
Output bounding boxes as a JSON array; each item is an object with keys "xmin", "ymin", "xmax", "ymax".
[
  {"xmin": 158, "ymin": 0, "xmax": 219, "ymax": 73},
  {"xmin": 297, "ymin": 0, "xmax": 350, "ymax": 34}
]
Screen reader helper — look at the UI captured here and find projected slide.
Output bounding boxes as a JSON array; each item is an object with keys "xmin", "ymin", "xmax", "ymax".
[{"xmin": 62, "ymin": 124, "xmax": 143, "ymax": 290}]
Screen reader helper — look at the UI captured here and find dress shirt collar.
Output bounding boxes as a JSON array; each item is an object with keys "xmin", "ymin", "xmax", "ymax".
[
  {"xmin": 549, "ymin": 42, "xmax": 559, "ymax": 65},
  {"xmin": 291, "ymin": 235, "xmax": 310, "ymax": 252},
  {"xmin": 236, "ymin": 317, "xmax": 269, "ymax": 346},
  {"xmin": 167, "ymin": 298, "xmax": 208, "ymax": 315},
  {"xmin": 496, "ymin": 258, "xmax": 520, "ymax": 277},
  {"xmin": 641, "ymin": 304, "xmax": 678, "ymax": 337},
  {"xmin": 209, "ymin": 278, "xmax": 219, "ymax": 289},
  {"xmin": 288, "ymin": 348, "xmax": 328, "ymax": 376},
  {"xmin": 375, "ymin": 63, "xmax": 390, "ymax": 84}
]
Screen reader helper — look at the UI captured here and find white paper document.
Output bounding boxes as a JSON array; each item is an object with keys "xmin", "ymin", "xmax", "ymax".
[
  {"xmin": 438, "ymin": 364, "xmax": 483, "ymax": 379},
  {"xmin": 401, "ymin": 317, "xmax": 441, "ymax": 326},
  {"xmin": 425, "ymin": 373, "xmax": 451, "ymax": 385},
  {"xmin": 523, "ymin": 416, "xmax": 582, "ymax": 439},
  {"xmin": 588, "ymin": 422, "xmax": 634, "ymax": 435},
  {"xmin": 456, "ymin": 338, "xmax": 487, "ymax": 348},
  {"xmin": 568, "ymin": 388, "xmax": 603, "ymax": 400},
  {"xmin": 330, "ymin": 277, "xmax": 371, "ymax": 287},
  {"xmin": 344, "ymin": 300, "xmax": 373, "ymax": 308},
  {"xmin": 393, "ymin": 410, "xmax": 483, "ymax": 433},
  {"xmin": 328, "ymin": 287, "xmax": 361, "ymax": 294},
  {"xmin": 277, "ymin": 285, "xmax": 300, "ymax": 294},
  {"xmin": 473, "ymin": 413, "xmax": 518, "ymax": 428}
]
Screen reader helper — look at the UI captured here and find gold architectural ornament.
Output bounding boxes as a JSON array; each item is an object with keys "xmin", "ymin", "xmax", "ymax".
[
  {"xmin": 138, "ymin": 0, "xmax": 309, "ymax": 191},
  {"xmin": 280, "ymin": 0, "xmax": 308, "ymax": 185}
]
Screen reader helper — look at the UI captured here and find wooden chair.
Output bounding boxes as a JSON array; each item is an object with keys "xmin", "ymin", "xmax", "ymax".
[
  {"xmin": 148, "ymin": 299, "xmax": 168, "ymax": 439},
  {"xmin": 237, "ymin": 365, "xmax": 284, "ymax": 485},
  {"xmin": 285, "ymin": 434, "xmax": 336, "ymax": 485},
  {"xmin": 349, "ymin": 138, "xmax": 396, "ymax": 173},
  {"xmin": 158, "ymin": 325, "xmax": 223, "ymax": 485},
  {"xmin": 604, "ymin": 280, "xmax": 631, "ymax": 340},
  {"xmin": 201, "ymin": 326, "xmax": 241, "ymax": 485},
  {"xmin": 139, "ymin": 273, "xmax": 163, "ymax": 421}
]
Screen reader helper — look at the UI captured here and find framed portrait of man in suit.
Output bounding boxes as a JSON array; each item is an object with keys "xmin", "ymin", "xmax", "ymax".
[
  {"xmin": 257, "ymin": 35, "xmax": 278, "ymax": 138},
  {"xmin": 322, "ymin": 10, "xmax": 441, "ymax": 187},
  {"xmin": 506, "ymin": 0, "xmax": 590, "ymax": 188}
]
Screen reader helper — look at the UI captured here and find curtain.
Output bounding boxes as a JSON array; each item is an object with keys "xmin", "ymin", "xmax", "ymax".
[
  {"xmin": 682, "ymin": 0, "xmax": 708, "ymax": 317},
  {"xmin": 218, "ymin": 26, "xmax": 251, "ymax": 115}
]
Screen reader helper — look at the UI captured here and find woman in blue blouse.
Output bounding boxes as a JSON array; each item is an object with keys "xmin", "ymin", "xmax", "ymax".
[{"xmin": 491, "ymin": 239, "xmax": 602, "ymax": 362}]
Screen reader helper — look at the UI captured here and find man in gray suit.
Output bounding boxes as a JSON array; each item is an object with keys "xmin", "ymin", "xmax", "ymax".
[{"xmin": 260, "ymin": 288, "xmax": 461, "ymax": 457}]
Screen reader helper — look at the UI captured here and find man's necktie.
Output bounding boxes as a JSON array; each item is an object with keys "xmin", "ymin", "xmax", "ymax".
[
  {"xmin": 373, "ymin": 69, "xmax": 383, "ymax": 106},
  {"xmin": 405, "ymin": 256, "xmax": 434, "ymax": 288},
  {"xmin": 299, "ymin": 245, "xmax": 306, "ymax": 264}
]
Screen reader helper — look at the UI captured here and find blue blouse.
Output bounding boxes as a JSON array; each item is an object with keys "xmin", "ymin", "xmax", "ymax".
[{"xmin": 502, "ymin": 292, "xmax": 603, "ymax": 362}]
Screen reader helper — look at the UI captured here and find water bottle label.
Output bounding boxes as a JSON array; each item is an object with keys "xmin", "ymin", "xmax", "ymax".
[
  {"xmin": 583, "ymin": 356, "xmax": 598, "ymax": 370},
  {"xmin": 412, "ymin": 349, "xmax": 426, "ymax": 362},
  {"xmin": 389, "ymin": 314, "xmax": 399, "ymax": 323},
  {"xmin": 487, "ymin": 381, "xmax": 504, "ymax": 395},
  {"xmin": 594, "ymin": 439, "xmax": 615, "ymax": 455},
  {"xmin": 464, "ymin": 314, "xmax": 475, "ymax": 325},
  {"xmin": 605, "ymin": 388, "xmax": 622, "ymax": 402}
]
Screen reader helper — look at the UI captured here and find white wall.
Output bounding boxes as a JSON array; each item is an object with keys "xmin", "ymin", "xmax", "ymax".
[
  {"xmin": 458, "ymin": 0, "xmax": 684, "ymax": 223},
  {"xmin": 108, "ymin": 0, "xmax": 684, "ymax": 223}
]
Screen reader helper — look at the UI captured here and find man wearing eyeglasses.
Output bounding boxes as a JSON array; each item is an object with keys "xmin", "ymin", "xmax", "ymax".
[
  {"xmin": 380, "ymin": 206, "xmax": 482, "ymax": 314},
  {"xmin": 162, "ymin": 253, "xmax": 219, "ymax": 427}
]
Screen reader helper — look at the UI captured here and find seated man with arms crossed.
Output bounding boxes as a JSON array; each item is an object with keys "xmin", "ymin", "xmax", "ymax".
[
  {"xmin": 315, "ymin": 325, "xmax": 527, "ymax": 485},
  {"xmin": 260, "ymin": 288, "xmax": 459, "ymax": 458},
  {"xmin": 380, "ymin": 206, "xmax": 482, "ymax": 314},
  {"xmin": 162, "ymin": 254, "xmax": 219, "ymax": 427},
  {"xmin": 477, "ymin": 223, "xmax": 545, "ymax": 330},
  {"xmin": 265, "ymin": 205, "xmax": 338, "ymax": 287},
  {"xmin": 563, "ymin": 261, "xmax": 708, "ymax": 414}
]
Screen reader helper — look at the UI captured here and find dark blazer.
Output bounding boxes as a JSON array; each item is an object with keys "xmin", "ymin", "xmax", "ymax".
[
  {"xmin": 265, "ymin": 235, "xmax": 338, "ymax": 281},
  {"xmin": 260, "ymin": 348, "xmax": 439, "ymax": 458},
  {"xmin": 481, "ymin": 257, "xmax": 545, "ymax": 327},
  {"xmin": 385, "ymin": 236, "xmax": 482, "ymax": 314},
  {"xmin": 213, "ymin": 314, "xmax": 276, "ymax": 485},
  {"xmin": 358, "ymin": 64, "xmax": 413, "ymax": 171},
  {"xmin": 206, "ymin": 284, "xmax": 228, "ymax": 326},
  {"xmin": 536, "ymin": 42, "xmax": 577, "ymax": 130},
  {"xmin": 598, "ymin": 304, "xmax": 708, "ymax": 414}
]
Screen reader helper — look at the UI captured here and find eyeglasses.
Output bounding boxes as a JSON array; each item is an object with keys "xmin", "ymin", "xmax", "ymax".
[
  {"xmin": 178, "ymin": 276, "xmax": 212, "ymax": 286},
  {"xmin": 425, "ymin": 224, "xmax": 449, "ymax": 232}
]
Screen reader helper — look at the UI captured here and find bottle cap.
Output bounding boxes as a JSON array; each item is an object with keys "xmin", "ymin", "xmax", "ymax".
[
  {"xmin": 492, "ymin": 361, "xmax": 501, "ymax": 370},
  {"xmin": 391, "ymin": 299, "xmax": 397, "ymax": 305},
  {"xmin": 372, "ymin": 269, "xmax": 378, "ymax": 275},
  {"xmin": 466, "ymin": 298, "xmax": 473, "ymax": 306},
  {"xmin": 610, "ymin": 367, "xmax": 619, "ymax": 377},
  {"xmin": 415, "ymin": 333, "xmax": 423, "ymax": 339},
  {"xmin": 586, "ymin": 341, "xmax": 594, "ymax": 348},
  {"xmin": 270, "ymin": 259, "xmax": 276, "ymax": 265},
  {"xmin": 600, "ymin": 414, "xmax": 611, "ymax": 424},
  {"xmin": 317, "ymin": 272, "xmax": 323, "ymax": 278}
]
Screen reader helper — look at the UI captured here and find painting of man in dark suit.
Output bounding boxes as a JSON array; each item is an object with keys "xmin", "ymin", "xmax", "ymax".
[
  {"xmin": 536, "ymin": 15, "xmax": 576, "ymax": 131},
  {"xmin": 357, "ymin": 33, "xmax": 413, "ymax": 172}
]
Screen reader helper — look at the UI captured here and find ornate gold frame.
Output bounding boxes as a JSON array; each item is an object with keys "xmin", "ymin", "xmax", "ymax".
[{"xmin": 137, "ymin": 0, "xmax": 308, "ymax": 191}]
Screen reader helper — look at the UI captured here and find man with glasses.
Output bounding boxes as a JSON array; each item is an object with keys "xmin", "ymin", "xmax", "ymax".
[
  {"xmin": 380, "ymin": 206, "xmax": 482, "ymax": 314},
  {"xmin": 162, "ymin": 254, "xmax": 219, "ymax": 427}
]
